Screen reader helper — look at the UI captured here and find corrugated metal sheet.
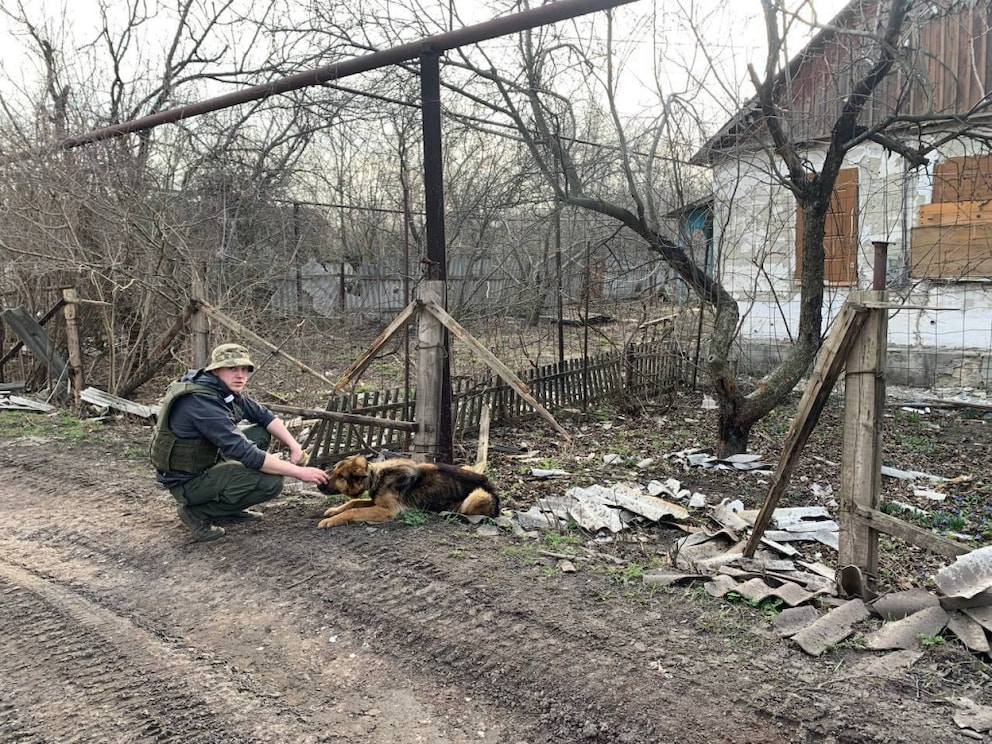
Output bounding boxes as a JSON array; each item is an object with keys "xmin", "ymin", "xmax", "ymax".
[{"xmin": 0, "ymin": 307, "xmax": 66, "ymax": 373}]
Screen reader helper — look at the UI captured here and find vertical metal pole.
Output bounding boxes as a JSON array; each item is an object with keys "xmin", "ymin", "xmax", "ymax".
[
  {"xmin": 555, "ymin": 208, "xmax": 564, "ymax": 365},
  {"xmin": 414, "ymin": 49, "xmax": 453, "ymax": 462}
]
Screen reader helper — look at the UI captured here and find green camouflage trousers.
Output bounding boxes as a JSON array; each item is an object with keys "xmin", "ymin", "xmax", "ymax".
[{"xmin": 169, "ymin": 425, "xmax": 283, "ymax": 520}]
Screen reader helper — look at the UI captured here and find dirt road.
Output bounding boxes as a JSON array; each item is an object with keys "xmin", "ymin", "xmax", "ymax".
[{"xmin": 2, "ymin": 429, "xmax": 989, "ymax": 744}]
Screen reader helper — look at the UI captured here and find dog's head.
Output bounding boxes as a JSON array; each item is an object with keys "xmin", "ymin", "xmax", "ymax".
[{"xmin": 318, "ymin": 455, "xmax": 371, "ymax": 496}]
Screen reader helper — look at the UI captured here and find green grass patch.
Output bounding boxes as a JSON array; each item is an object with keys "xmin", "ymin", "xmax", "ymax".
[{"xmin": 0, "ymin": 410, "xmax": 98, "ymax": 441}]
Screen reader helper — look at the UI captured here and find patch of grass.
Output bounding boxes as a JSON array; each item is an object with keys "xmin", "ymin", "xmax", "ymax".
[
  {"xmin": 0, "ymin": 410, "xmax": 98, "ymax": 441},
  {"xmin": 894, "ymin": 432, "xmax": 931, "ymax": 451},
  {"xmin": 919, "ymin": 633, "xmax": 946, "ymax": 648},
  {"xmin": 398, "ymin": 509, "xmax": 429, "ymax": 526},
  {"xmin": 501, "ymin": 543, "xmax": 539, "ymax": 565},
  {"xmin": 599, "ymin": 562, "xmax": 645, "ymax": 586},
  {"xmin": 542, "ymin": 530, "xmax": 583, "ymax": 551},
  {"xmin": 723, "ymin": 592, "xmax": 785, "ymax": 619}
]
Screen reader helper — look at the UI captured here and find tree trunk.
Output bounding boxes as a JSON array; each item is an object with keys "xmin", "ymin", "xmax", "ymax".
[{"xmin": 716, "ymin": 406, "xmax": 751, "ymax": 459}]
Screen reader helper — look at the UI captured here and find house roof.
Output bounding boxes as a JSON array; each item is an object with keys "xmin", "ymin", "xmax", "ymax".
[{"xmin": 689, "ymin": 0, "xmax": 992, "ymax": 166}]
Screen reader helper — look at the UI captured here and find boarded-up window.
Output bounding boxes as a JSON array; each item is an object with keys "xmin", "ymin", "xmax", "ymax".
[
  {"xmin": 931, "ymin": 155, "xmax": 992, "ymax": 203},
  {"xmin": 796, "ymin": 168, "xmax": 859, "ymax": 285},
  {"xmin": 910, "ymin": 155, "xmax": 992, "ymax": 279}
]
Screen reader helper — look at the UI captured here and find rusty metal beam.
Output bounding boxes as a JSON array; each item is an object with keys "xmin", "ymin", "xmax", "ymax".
[{"xmin": 57, "ymin": 0, "xmax": 639, "ymax": 149}]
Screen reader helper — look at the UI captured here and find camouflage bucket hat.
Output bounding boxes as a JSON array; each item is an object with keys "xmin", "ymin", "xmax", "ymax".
[{"xmin": 205, "ymin": 343, "xmax": 255, "ymax": 372}]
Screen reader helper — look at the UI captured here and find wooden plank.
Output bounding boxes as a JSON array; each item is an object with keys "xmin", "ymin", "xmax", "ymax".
[
  {"xmin": 62, "ymin": 289, "xmax": 84, "ymax": 408},
  {"xmin": 413, "ymin": 283, "xmax": 446, "ymax": 460},
  {"xmin": 473, "ymin": 405, "xmax": 491, "ymax": 473},
  {"xmin": 910, "ymin": 225, "xmax": 992, "ymax": 278},
  {"xmin": 743, "ymin": 302, "xmax": 870, "ymax": 557},
  {"xmin": 196, "ymin": 301, "xmax": 337, "ymax": 387},
  {"xmin": 855, "ymin": 506, "xmax": 970, "ymax": 559},
  {"xmin": 332, "ymin": 300, "xmax": 418, "ymax": 393},
  {"xmin": 424, "ymin": 299, "xmax": 571, "ymax": 441},
  {"xmin": 838, "ymin": 290, "xmax": 887, "ymax": 577},
  {"xmin": 918, "ymin": 200, "xmax": 992, "ymax": 226},
  {"xmin": 266, "ymin": 403, "xmax": 417, "ymax": 431}
]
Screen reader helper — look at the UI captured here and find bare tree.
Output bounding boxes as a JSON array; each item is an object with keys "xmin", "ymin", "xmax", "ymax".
[{"xmin": 434, "ymin": 0, "xmax": 992, "ymax": 454}]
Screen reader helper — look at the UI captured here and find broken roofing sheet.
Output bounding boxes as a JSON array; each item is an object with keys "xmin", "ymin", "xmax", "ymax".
[{"xmin": 509, "ymin": 451, "xmax": 992, "ymax": 668}]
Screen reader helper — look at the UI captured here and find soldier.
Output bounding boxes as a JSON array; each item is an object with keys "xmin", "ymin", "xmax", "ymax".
[{"xmin": 150, "ymin": 343, "xmax": 329, "ymax": 541}]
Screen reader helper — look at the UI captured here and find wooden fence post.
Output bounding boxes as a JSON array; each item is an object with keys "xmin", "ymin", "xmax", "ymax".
[
  {"xmin": 837, "ymin": 243, "xmax": 889, "ymax": 583},
  {"xmin": 413, "ymin": 281, "xmax": 445, "ymax": 461},
  {"xmin": 62, "ymin": 288, "xmax": 83, "ymax": 409},
  {"xmin": 191, "ymin": 268, "xmax": 209, "ymax": 367}
]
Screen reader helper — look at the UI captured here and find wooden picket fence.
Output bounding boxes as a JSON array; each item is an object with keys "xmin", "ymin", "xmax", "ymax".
[{"xmin": 301, "ymin": 339, "xmax": 686, "ymax": 461}]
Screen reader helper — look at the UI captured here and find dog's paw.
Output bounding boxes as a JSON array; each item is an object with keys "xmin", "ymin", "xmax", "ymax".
[
  {"xmin": 322, "ymin": 505, "xmax": 346, "ymax": 517},
  {"xmin": 317, "ymin": 517, "xmax": 338, "ymax": 529}
]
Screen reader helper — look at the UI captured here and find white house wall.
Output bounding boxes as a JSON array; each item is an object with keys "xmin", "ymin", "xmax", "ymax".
[{"xmin": 712, "ymin": 144, "xmax": 992, "ymax": 388}]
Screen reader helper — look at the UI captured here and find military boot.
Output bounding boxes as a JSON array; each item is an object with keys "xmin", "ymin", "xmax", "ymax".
[{"xmin": 177, "ymin": 506, "xmax": 226, "ymax": 542}]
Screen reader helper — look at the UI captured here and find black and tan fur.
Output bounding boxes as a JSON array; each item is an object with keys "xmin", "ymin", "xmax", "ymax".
[{"xmin": 316, "ymin": 455, "xmax": 499, "ymax": 528}]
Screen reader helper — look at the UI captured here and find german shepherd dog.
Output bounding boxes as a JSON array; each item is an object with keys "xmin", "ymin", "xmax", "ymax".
[{"xmin": 316, "ymin": 455, "xmax": 500, "ymax": 528}]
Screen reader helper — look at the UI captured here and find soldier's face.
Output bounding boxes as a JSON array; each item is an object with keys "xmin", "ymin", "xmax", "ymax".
[{"xmin": 213, "ymin": 365, "xmax": 252, "ymax": 393}]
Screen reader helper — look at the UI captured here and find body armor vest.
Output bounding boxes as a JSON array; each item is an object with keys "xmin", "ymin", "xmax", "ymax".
[{"xmin": 149, "ymin": 380, "xmax": 245, "ymax": 474}]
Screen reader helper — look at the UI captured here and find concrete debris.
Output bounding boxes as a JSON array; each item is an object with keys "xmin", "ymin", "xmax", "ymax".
[
  {"xmin": 530, "ymin": 468, "xmax": 571, "ymax": 479},
  {"xmin": 80, "ymin": 387, "xmax": 158, "ymax": 418},
  {"xmin": 870, "ymin": 588, "xmax": 941, "ymax": 621},
  {"xmin": 887, "ymin": 500, "xmax": 929, "ymax": 517},
  {"xmin": 665, "ymin": 447, "xmax": 772, "ymax": 473},
  {"xmin": 953, "ymin": 698, "xmax": 992, "ymax": 734},
  {"xmin": 704, "ymin": 574, "xmax": 739, "ymax": 598},
  {"xmin": 934, "ymin": 546, "xmax": 992, "ymax": 600},
  {"xmin": 914, "ymin": 488, "xmax": 947, "ymax": 502},
  {"xmin": 881, "ymin": 464, "xmax": 948, "ymax": 483},
  {"xmin": 946, "ymin": 612, "xmax": 991, "ymax": 654},
  {"xmin": 941, "ymin": 588, "xmax": 992, "ymax": 611},
  {"xmin": 647, "ymin": 477, "xmax": 688, "ymax": 500},
  {"xmin": 772, "ymin": 605, "xmax": 821, "ymax": 638},
  {"xmin": 962, "ymin": 604, "xmax": 992, "ymax": 633},
  {"xmin": 845, "ymin": 649, "xmax": 923, "ymax": 680},
  {"xmin": 687, "ymin": 492, "xmax": 708, "ymax": 508},
  {"xmin": 798, "ymin": 561, "xmax": 837, "ymax": 580},
  {"xmin": 641, "ymin": 571, "xmax": 709, "ymax": 587},
  {"xmin": 557, "ymin": 494, "xmax": 625, "ymax": 533},
  {"xmin": 792, "ymin": 599, "xmax": 870, "ymax": 656},
  {"xmin": 731, "ymin": 577, "xmax": 814, "ymax": 607},
  {"xmin": 863, "ymin": 606, "xmax": 949, "ymax": 651},
  {"xmin": 712, "ymin": 499, "xmax": 750, "ymax": 531},
  {"xmin": 671, "ymin": 529, "xmax": 740, "ymax": 572}
]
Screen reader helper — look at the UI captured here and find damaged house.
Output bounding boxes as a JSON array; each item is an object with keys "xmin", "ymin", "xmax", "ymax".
[{"xmin": 688, "ymin": 0, "xmax": 992, "ymax": 388}]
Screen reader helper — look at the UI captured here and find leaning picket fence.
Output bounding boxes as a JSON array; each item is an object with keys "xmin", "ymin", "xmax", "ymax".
[{"xmin": 301, "ymin": 339, "xmax": 686, "ymax": 462}]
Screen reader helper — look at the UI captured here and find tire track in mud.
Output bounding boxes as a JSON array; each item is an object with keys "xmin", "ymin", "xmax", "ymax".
[
  {"xmin": 0, "ymin": 451, "xmax": 531, "ymax": 744},
  {"xmin": 0, "ymin": 562, "xmax": 321, "ymax": 744},
  {"xmin": 0, "ymin": 445, "xmax": 951, "ymax": 744},
  {"xmin": 1, "ymin": 445, "xmax": 762, "ymax": 744},
  {"xmin": 231, "ymin": 525, "xmax": 781, "ymax": 744}
]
